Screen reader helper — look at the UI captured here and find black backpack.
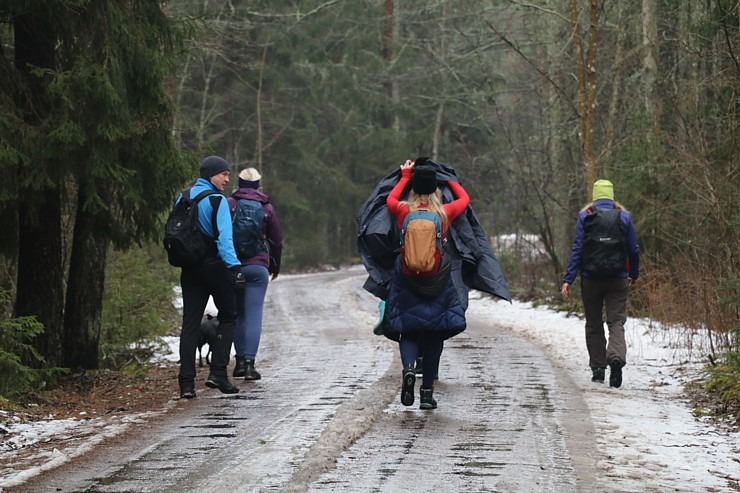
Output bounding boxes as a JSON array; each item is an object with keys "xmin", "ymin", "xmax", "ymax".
[
  {"xmin": 232, "ymin": 198, "xmax": 267, "ymax": 258},
  {"xmin": 581, "ymin": 207, "xmax": 628, "ymax": 276},
  {"xmin": 163, "ymin": 188, "xmax": 219, "ymax": 268}
]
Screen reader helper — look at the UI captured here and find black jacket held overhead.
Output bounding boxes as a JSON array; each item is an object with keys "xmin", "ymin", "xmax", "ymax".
[{"xmin": 356, "ymin": 159, "xmax": 511, "ymax": 307}]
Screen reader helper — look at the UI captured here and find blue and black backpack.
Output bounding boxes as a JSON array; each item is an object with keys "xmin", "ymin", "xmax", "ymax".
[{"xmin": 232, "ymin": 199, "xmax": 268, "ymax": 258}]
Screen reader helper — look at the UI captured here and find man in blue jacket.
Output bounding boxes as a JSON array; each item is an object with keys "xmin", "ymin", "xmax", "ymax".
[
  {"xmin": 561, "ymin": 179, "xmax": 640, "ymax": 388},
  {"xmin": 176, "ymin": 156, "xmax": 244, "ymax": 398}
]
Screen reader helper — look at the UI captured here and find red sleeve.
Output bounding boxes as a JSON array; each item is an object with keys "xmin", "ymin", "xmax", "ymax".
[
  {"xmin": 443, "ymin": 180, "xmax": 470, "ymax": 222},
  {"xmin": 386, "ymin": 169, "xmax": 412, "ymax": 227}
]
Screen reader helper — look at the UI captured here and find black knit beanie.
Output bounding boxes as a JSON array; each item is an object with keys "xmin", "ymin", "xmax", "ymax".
[
  {"xmin": 199, "ymin": 156, "xmax": 230, "ymax": 179},
  {"xmin": 412, "ymin": 162, "xmax": 437, "ymax": 195}
]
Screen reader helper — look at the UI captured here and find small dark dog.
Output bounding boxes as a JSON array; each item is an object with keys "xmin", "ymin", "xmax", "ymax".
[{"xmin": 198, "ymin": 315, "xmax": 219, "ymax": 367}]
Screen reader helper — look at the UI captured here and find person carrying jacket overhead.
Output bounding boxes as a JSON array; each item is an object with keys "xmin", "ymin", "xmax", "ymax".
[
  {"xmin": 227, "ymin": 167, "xmax": 283, "ymax": 381},
  {"xmin": 175, "ymin": 156, "xmax": 244, "ymax": 398},
  {"xmin": 384, "ymin": 157, "xmax": 470, "ymax": 410},
  {"xmin": 561, "ymin": 179, "xmax": 640, "ymax": 388}
]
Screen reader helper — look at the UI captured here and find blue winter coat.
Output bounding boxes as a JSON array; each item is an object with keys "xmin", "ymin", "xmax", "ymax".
[{"xmin": 382, "ymin": 258, "xmax": 466, "ymax": 342}]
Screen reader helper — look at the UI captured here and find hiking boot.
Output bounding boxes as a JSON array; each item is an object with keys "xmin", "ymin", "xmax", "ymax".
[
  {"xmin": 179, "ymin": 384, "xmax": 196, "ymax": 399},
  {"xmin": 205, "ymin": 374, "xmax": 239, "ymax": 394},
  {"xmin": 419, "ymin": 387, "xmax": 437, "ymax": 410},
  {"xmin": 609, "ymin": 358, "xmax": 624, "ymax": 388},
  {"xmin": 243, "ymin": 359, "xmax": 261, "ymax": 381},
  {"xmin": 591, "ymin": 367, "xmax": 606, "ymax": 383},
  {"xmin": 414, "ymin": 357, "xmax": 424, "ymax": 375},
  {"xmin": 401, "ymin": 364, "xmax": 416, "ymax": 406},
  {"xmin": 233, "ymin": 357, "xmax": 247, "ymax": 378}
]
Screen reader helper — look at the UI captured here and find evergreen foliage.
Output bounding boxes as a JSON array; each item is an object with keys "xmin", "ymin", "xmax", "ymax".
[
  {"xmin": 0, "ymin": 290, "xmax": 62, "ymax": 398},
  {"xmin": 0, "ymin": 1, "xmax": 193, "ymax": 369},
  {"xmin": 101, "ymin": 242, "xmax": 180, "ymax": 368}
]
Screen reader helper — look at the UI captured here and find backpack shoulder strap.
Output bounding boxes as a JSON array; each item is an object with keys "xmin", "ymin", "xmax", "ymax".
[
  {"xmin": 207, "ymin": 195, "xmax": 222, "ymax": 240},
  {"xmin": 192, "ymin": 189, "xmax": 218, "ymax": 202},
  {"xmin": 189, "ymin": 189, "xmax": 221, "ymax": 240}
]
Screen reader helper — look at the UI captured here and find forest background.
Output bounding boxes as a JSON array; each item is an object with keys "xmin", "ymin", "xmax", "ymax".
[{"xmin": 0, "ymin": 1, "xmax": 737, "ymax": 419}]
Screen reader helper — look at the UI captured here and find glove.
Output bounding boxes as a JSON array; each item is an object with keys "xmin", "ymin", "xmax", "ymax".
[{"xmin": 231, "ymin": 266, "xmax": 246, "ymax": 290}]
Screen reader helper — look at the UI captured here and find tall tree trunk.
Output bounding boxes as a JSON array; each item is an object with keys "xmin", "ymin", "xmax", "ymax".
[
  {"xmin": 605, "ymin": 3, "xmax": 628, "ymax": 152},
  {"xmin": 256, "ymin": 45, "xmax": 267, "ymax": 175},
  {"xmin": 15, "ymin": 196, "xmax": 65, "ymax": 367},
  {"xmin": 540, "ymin": 0, "xmax": 583, "ymax": 281},
  {"xmin": 63, "ymin": 192, "xmax": 109, "ymax": 369},
  {"xmin": 12, "ymin": 13, "xmax": 65, "ymax": 367},
  {"xmin": 431, "ymin": 1, "xmax": 450, "ymax": 160},
  {"xmin": 642, "ymin": 0, "xmax": 660, "ymax": 138},
  {"xmin": 382, "ymin": 0, "xmax": 396, "ymax": 130},
  {"xmin": 569, "ymin": 0, "xmax": 600, "ymax": 195}
]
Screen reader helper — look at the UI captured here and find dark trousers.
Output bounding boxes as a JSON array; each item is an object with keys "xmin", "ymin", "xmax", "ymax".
[
  {"xmin": 178, "ymin": 259, "xmax": 237, "ymax": 387},
  {"xmin": 581, "ymin": 277, "xmax": 629, "ymax": 369},
  {"xmin": 400, "ymin": 333, "xmax": 444, "ymax": 388}
]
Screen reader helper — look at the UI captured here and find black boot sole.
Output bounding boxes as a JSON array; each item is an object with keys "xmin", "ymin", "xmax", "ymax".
[
  {"xmin": 419, "ymin": 388, "xmax": 437, "ymax": 409},
  {"xmin": 205, "ymin": 378, "xmax": 239, "ymax": 394},
  {"xmin": 419, "ymin": 399, "xmax": 437, "ymax": 410}
]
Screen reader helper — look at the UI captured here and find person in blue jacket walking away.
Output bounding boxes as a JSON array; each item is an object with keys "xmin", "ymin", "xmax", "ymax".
[
  {"xmin": 561, "ymin": 179, "xmax": 640, "ymax": 388},
  {"xmin": 175, "ymin": 156, "xmax": 245, "ymax": 398}
]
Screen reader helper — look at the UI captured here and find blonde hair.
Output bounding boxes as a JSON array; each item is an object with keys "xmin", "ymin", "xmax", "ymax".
[
  {"xmin": 402, "ymin": 189, "xmax": 448, "ymax": 230},
  {"xmin": 581, "ymin": 200, "xmax": 626, "ymax": 212}
]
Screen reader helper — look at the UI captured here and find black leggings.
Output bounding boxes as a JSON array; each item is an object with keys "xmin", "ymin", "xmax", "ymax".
[{"xmin": 400, "ymin": 333, "xmax": 444, "ymax": 388}]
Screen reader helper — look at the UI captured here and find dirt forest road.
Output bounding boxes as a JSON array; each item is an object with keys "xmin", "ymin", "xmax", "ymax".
[{"xmin": 8, "ymin": 268, "xmax": 600, "ymax": 493}]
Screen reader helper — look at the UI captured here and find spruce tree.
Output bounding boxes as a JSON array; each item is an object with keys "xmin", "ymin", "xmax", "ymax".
[{"xmin": 0, "ymin": 1, "xmax": 192, "ymax": 368}]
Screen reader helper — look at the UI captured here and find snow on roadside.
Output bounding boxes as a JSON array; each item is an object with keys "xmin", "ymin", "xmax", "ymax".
[
  {"xmin": 0, "ymin": 272, "xmax": 737, "ymax": 492},
  {"xmin": 467, "ymin": 292, "xmax": 739, "ymax": 492},
  {"xmin": 0, "ymin": 411, "xmax": 161, "ymax": 489}
]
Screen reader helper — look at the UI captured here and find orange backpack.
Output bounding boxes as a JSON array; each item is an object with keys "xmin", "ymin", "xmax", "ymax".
[{"xmin": 400, "ymin": 207, "xmax": 443, "ymax": 274}]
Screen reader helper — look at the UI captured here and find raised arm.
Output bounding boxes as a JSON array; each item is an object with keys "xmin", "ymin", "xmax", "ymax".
[
  {"xmin": 386, "ymin": 160, "xmax": 414, "ymax": 219},
  {"xmin": 443, "ymin": 180, "xmax": 470, "ymax": 221}
]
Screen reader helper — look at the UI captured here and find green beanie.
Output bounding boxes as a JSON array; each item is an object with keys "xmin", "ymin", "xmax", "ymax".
[{"xmin": 592, "ymin": 179, "xmax": 614, "ymax": 201}]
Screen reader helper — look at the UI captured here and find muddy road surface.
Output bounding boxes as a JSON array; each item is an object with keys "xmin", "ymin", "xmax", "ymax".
[{"xmin": 11, "ymin": 268, "xmax": 599, "ymax": 492}]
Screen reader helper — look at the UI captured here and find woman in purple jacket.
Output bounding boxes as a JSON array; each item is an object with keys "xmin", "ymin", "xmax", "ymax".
[
  {"xmin": 227, "ymin": 168, "xmax": 283, "ymax": 381},
  {"xmin": 561, "ymin": 179, "xmax": 640, "ymax": 388}
]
